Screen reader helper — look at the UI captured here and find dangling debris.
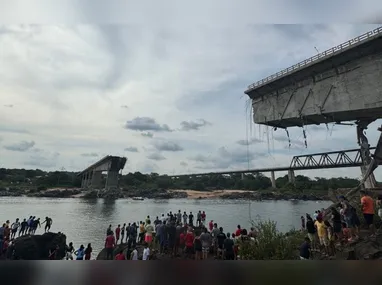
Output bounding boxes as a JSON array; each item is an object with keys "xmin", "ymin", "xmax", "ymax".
[
  {"xmin": 303, "ymin": 128, "xmax": 308, "ymax": 148},
  {"xmin": 285, "ymin": 128, "xmax": 291, "ymax": 149}
]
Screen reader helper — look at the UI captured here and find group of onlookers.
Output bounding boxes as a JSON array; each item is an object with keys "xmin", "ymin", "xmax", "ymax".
[
  {"xmin": 100, "ymin": 209, "xmax": 256, "ymax": 260},
  {"xmin": 300, "ymin": 190, "xmax": 382, "ymax": 260}
]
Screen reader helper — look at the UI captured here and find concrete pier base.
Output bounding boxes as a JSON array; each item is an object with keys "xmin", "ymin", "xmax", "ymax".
[
  {"xmin": 288, "ymin": 169, "xmax": 295, "ymax": 185},
  {"xmin": 91, "ymin": 171, "xmax": 103, "ymax": 189},
  {"xmin": 271, "ymin": 171, "xmax": 276, "ymax": 188},
  {"xmin": 105, "ymin": 171, "xmax": 119, "ymax": 190}
]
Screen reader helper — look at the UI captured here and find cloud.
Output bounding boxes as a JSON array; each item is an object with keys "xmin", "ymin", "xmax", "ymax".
[
  {"xmin": 147, "ymin": 152, "xmax": 166, "ymax": 161},
  {"xmin": 190, "ymin": 146, "xmax": 267, "ymax": 170},
  {"xmin": 124, "ymin": 117, "xmax": 172, "ymax": 132},
  {"xmin": 180, "ymin": 161, "xmax": 188, "ymax": 167},
  {"xmin": 141, "ymin": 132, "xmax": 154, "ymax": 138},
  {"xmin": 81, "ymin": 152, "xmax": 98, "ymax": 157},
  {"xmin": 0, "ymin": 126, "xmax": 30, "ymax": 134},
  {"xmin": 4, "ymin": 140, "xmax": 35, "ymax": 152},
  {"xmin": 124, "ymin": 146, "xmax": 139, "ymax": 152},
  {"xmin": 25, "ymin": 152, "xmax": 60, "ymax": 168},
  {"xmin": 121, "ymin": 105, "xmax": 128, "ymax": 109},
  {"xmin": 236, "ymin": 138, "xmax": 263, "ymax": 146},
  {"xmin": 180, "ymin": 119, "xmax": 210, "ymax": 131},
  {"xmin": 153, "ymin": 141, "xmax": 183, "ymax": 152},
  {"xmin": 3, "ymin": 104, "xmax": 13, "ymax": 108},
  {"xmin": 0, "ymin": 18, "xmax": 380, "ymax": 179}
]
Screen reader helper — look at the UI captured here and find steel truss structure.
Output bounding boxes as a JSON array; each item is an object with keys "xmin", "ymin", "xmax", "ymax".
[{"xmin": 290, "ymin": 148, "xmax": 376, "ymax": 170}]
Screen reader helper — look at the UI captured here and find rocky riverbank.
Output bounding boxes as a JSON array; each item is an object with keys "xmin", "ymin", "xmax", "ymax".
[{"xmin": 0, "ymin": 187, "xmax": 328, "ymax": 201}]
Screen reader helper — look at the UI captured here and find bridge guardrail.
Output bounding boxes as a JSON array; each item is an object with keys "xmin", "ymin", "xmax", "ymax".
[{"xmin": 246, "ymin": 26, "xmax": 382, "ymax": 92}]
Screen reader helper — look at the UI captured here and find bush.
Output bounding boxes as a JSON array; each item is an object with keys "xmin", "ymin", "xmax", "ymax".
[{"xmin": 238, "ymin": 219, "xmax": 305, "ymax": 260}]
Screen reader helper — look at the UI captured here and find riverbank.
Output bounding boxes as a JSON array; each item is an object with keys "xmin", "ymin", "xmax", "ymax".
[
  {"xmin": 0, "ymin": 187, "xmax": 329, "ymax": 201},
  {"xmin": 0, "ymin": 187, "xmax": 330, "ymax": 200}
]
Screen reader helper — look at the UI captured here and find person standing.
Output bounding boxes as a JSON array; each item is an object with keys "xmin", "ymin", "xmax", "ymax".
[
  {"xmin": 360, "ymin": 190, "xmax": 375, "ymax": 236},
  {"xmin": 182, "ymin": 212, "xmax": 188, "ymax": 225},
  {"xmin": 120, "ymin": 223, "xmax": 126, "ymax": 244},
  {"xmin": 65, "ymin": 242, "xmax": 74, "ymax": 260},
  {"xmin": 74, "ymin": 245, "xmax": 85, "ymax": 260},
  {"xmin": 10, "ymin": 219, "xmax": 20, "ymax": 239},
  {"xmin": 115, "ymin": 225, "xmax": 121, "ymax": 244},
  {"xmin": 306, "ymin": 215, "xmax": 316, "ymax": 250},
  {"xmin": 144, "ymin": 220, "xmax": 154, "ymax": 247},
  {"xmin": 142, "ymin": 243, "xmax": 150, "ymax": 260},
  {"xmin": 105, "ymin": 231, "xmax": 116, "ymax": 260},
  {"xmin": 199, "ymin": 228, "xmax": 212, "ymax": 260},
  {"xmin": 201, "ymin": 211, "xmax": 206, "ymax": 226},
  {"xmin": 84, "ymin": 243, "xmax": 92, "ymax": 260}
]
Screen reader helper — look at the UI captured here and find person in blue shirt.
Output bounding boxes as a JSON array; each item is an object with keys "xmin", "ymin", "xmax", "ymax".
[{"xmin": 74, "ymin": 244, "xmax": 85, "ymax": 260}]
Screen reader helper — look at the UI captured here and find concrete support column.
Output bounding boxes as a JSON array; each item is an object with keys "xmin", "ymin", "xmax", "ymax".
[
  {"xmin": 271, "ymin": 171, "xmax": 276, "ymax": 188},
  {"xmin": 241, "ymin": 173, "xmax": 245, "ymax": 180},
  {"xmin": 81, "ymin": 175, "xmax": 86, "ymax": 188},
  {"xmin": 288, "ymin": 169, "xmax": 295, "ymax": 185},
  {"xmin": 91, "ymin": 171, "xmax": 102, "ymax": 189},
  {"xmin": 105, "ymin": 171, "xmax": 119, "ymax": 190}
]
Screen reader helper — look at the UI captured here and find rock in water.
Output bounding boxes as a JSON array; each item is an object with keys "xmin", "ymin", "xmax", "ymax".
[{"xmin": 12, "ymin": 232, "xmax": 67, "ymax": 260}]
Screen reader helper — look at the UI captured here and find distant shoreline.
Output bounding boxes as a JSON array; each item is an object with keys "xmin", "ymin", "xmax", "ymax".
[{"xmin": 0, "ymin": 187, "xmax": 329, "ymax": 201}]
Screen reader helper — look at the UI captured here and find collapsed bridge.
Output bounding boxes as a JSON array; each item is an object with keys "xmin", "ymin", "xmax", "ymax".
[{"xmin": 245, "ymin": 26, "xmax": 382, "ymax": 189}]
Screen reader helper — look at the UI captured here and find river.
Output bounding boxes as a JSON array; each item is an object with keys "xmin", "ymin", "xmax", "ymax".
[{"xmin": 0, "ymin": 197, "xmax": 331, "ymax": 257}]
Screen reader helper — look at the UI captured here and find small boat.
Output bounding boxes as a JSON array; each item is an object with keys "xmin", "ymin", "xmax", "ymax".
[{"xmin": 132, "ymin": 197, "xmax": 144, "ymax": 201}]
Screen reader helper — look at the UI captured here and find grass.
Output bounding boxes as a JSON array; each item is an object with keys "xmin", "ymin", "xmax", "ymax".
[{"xmin": 238, "ymin": 219, "xmax": 305, "ymax": 260}]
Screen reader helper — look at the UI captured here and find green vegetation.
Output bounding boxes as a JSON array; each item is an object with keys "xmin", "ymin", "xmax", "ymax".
[
  {"xmin": 238, "ymin": 219, "xmax": 305, "ymax": 260},
  {"xmin": 0, "ymin": 167, "xmax": 361, "ymax": 192}
]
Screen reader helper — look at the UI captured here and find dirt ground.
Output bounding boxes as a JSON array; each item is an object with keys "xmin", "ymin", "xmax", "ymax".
[{"xmin": 169, "ymin": 189, "xmax": 251, "ymax": 199}]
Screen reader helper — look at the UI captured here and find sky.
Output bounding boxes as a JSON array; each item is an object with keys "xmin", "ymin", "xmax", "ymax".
[{"xmin": 0, "ymin": 1, "xmax": 382, "ymax": 180}]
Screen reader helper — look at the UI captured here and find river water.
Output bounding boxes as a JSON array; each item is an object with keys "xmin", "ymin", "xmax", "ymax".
[{"xmin": 0, "ymin": 197, "xmax": 331, "ymax": 257}]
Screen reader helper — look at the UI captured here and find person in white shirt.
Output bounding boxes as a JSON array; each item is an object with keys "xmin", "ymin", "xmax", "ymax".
[
  {"xmin": 142, "ymin": 244, "xmax": 150, "ymax": 260},
  {"xmin": 130, "ymin": 247, "xmax": 138, "ymax": 260}
]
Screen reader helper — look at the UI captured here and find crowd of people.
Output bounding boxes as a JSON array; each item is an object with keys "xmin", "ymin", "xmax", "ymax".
[
  {"xmin": 0, "ymin": 216, "xmax": 53, "ymax": 257},
  {"xmin": 83, "ymin": 209, "xmax": 256, "ymax": 260},
  {"xmin": 299, "ymin": 190, "xmax": 382, "ymax": 260}
]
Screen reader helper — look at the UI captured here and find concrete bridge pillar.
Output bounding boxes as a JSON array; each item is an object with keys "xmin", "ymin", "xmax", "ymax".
[
  {"xmin": 288, "ymin": 169, "xmax": 295, "ymax": 185},
  {"xmin": 81, "ymin": 173, "xmax": 90, "ymax": 189},
  {"xmin": 105, "ymin": 170, "xmax": 119, "ymax": 190},
  {"xmin": 241, "ymin": 173, "xmax": 245, "ymax": 180},
  {"xmin": 271, "ymin": 171, "xmax": 276, "ymax": 188},
  {"xmin": 91, "ymin": 171, "xmax": 102, "ymax": 189},
  {"xmin": 81, "ymin": 175, "xmax": 85, "ymax": 188}
]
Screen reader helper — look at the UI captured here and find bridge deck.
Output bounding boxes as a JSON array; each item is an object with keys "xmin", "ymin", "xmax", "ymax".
[{"xmin": 245, "ymin": 26, "xmax": 382, "ymax": 98}]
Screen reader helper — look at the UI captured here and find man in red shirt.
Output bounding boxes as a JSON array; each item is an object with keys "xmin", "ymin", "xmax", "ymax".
[
  {"xmin": 184, "ymin": 228, "xmax": 194, "ymax": 259},
  {"xmin": 105, "ymin": 231, "xmax": 116, "ymax": 260},
  {"xmin": 235, "ymin": 225, "xmax": 241, "ymax": 237},
  {"xmin": 208, "ymin": 220, "xmax": 214, "ymax": 232},
  {"xmin": 115, "ymin": 225, "xmax": 121, "ymax": 244},
  {"xmin": 115, "ymin": 250, "xmax": 126, "ymax": 260}
]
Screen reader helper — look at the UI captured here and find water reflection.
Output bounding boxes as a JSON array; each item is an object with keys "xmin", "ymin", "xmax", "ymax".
[{"xmin": 100, "ymin": 199, "xmax": 116, "ymax": 219}]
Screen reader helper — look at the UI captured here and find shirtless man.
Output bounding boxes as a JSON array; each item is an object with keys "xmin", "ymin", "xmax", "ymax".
[{"xmin": 42, "ymin": 217, "xmax": 53, "ymax": 232}]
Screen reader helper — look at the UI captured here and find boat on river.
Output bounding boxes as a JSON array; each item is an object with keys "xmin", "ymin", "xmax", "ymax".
[{"xmin": 132, "ymin": 197, "xmax": 144, "ymax": 201}]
